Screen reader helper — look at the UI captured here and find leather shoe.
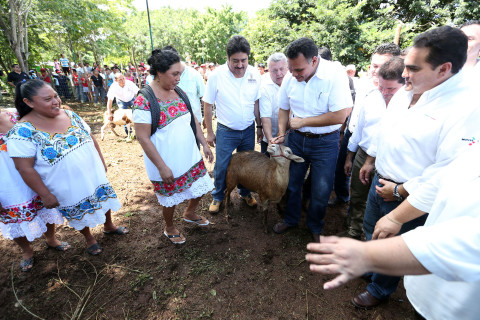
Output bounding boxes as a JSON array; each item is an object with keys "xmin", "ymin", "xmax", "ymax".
[
  {"xmin": 351, "ymin": 291, "xmax": 382, "ymax": 309},
  {"xmin": 273, "ymin": 222, "xmax": 292, "ymax": 234},
  {"xmin": 336, "ymin": 230, "xmax": 362, "ymax": 240}
]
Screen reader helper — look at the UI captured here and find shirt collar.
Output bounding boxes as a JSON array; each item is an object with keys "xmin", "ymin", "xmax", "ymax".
[
  {"xmin": 418, "ymin": 71, "xmax": 464, "ymax": 104},
  {"xmin": 314, "ymin": 56, "xmax": 329, "ymax": 80}
]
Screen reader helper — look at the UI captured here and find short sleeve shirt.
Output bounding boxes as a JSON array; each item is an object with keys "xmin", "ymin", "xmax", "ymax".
[
  {"xmin": 203, "ymin": 64, "xmax": 261, "ymax": 130},
  {"xmin": 278, "ymin": 57, "xmax": 353, "ymax": 134},
  {"xmin": 7, "ymin": 72, "xmax": 29, "ymax": 85}
]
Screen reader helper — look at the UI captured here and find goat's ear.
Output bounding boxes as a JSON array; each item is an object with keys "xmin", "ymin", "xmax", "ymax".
[{"xmin": 288, "ymin": 154, "xmax": 304, "ymax": 163}]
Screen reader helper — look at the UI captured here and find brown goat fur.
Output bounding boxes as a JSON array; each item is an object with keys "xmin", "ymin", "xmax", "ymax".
[{"xmin": 225, "ymin": 145, "xmax": 304, "ymax": 232}]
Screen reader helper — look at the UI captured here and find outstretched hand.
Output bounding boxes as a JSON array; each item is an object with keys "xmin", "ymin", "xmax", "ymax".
[{"xmin": 305, "ymin": 236, "xmax": 370, "ymax": 290}]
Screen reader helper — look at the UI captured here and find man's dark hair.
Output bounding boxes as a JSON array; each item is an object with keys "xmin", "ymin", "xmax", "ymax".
[
  {"xmin": 372, "ymin": 43, "xmax": 401, "ymax": 58},
  {"xmin": 318, "ymin": 46, "xmax": 332, "ymax": 61},
  {"xmin": 226, "ymin": 35, "xmax": 251, "ymax": 58},
  {"xmin": 460, "ymin": 20, "xmax": 480, "ymax": 29},
  {"xmin": 413, "ymin": 26, "xmax": 467, "ymax": 74},
  {"xmin": 378, "ymin": 57, "xmax": 405, "ymax": 84},
  {"xmin": 12, "ymin": 64, "xmax": 19, "ymax": 68},
  {"xmin": 148, "ymin": 48, "xmax": 180, "ymax": 75},
  {"xmin": 286, "ymin": 38, "xmax": 318, "ymax": 61},
  {"xmin": 258, "ymin": 63, "xmax": 265, "ymax": 68}
]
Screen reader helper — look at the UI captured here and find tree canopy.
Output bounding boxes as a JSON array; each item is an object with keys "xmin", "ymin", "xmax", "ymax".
[{"xmin": 0, "ymin": 0, "xmax": 477, "ymax": 72}]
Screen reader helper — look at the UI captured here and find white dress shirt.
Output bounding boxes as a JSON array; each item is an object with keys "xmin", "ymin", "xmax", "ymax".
[
  {"xmin": 259, "ymin": 74, "xmax": 283, "ymax": 142},
  {"xmin": 178, "ymin": 64, "xmax": 205, "ymax": 122},
  {"xmin": 347, "ymin": 79, "xmax": 376, "ymax": 133},
  {"xmin": 203, "ymin": 64, "xmax": 261, "ymax": 130},
  {"xmin": 347, "ymin": 89, "xmax": 385, "ymax": 153},
  {"xmin": 107, "ymin": 80, "xmax": 139, "ymax": 102},
  {"xmin": 402, "ymin": 143, "xmax": 480, "ymax": 320},
  {"xmin": 278, "ymin": 57, "xmax": 352, "ymax": 134},
  {"xmin": 370, "ymin": 72, "xmax": 480, "ymax": 193}
]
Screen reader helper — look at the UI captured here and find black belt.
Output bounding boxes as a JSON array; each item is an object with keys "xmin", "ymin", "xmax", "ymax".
[
  {"xmin": 375, "ymin": 170, "xmax": 403, "ymax": 184},
  {"xmin": 294, "ymin": 129, "xmax": 338, "ymax": 138}
]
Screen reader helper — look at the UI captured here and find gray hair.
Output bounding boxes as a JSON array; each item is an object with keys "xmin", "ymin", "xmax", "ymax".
[
  {"xmin": 267, "ymin": 52, "xmax": 287, "ymax": 66},
  {"xmin": 114, "ymin": 72, "xmax": 124, "ymax": 79}
]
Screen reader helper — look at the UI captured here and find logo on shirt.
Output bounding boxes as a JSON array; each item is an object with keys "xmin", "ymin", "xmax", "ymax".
[
  {"xmin": 462, "ymin": 137, "xmax": 478, "ymax": 146},
  {"xmin": 248, "ymin": 74, "xmax": 257, "ymax": 84}
]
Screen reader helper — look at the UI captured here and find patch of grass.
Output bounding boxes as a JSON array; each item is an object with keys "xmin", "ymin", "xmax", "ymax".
[{"xmin": 124, "ymin": 211, "xmax": 137, "ymax": 217}]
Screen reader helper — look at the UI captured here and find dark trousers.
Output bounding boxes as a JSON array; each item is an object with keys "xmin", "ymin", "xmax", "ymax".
[{"xmin": 333, "ymin": 129, "xmax": 352, "ymax": 202}]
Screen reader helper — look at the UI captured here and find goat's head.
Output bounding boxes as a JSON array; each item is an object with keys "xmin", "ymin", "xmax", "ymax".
[{"xmin": 268, "ymin": 144, "xmax": 304, "ymax": 163}]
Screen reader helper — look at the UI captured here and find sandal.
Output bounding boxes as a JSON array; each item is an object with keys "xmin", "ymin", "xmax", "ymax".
[
  {"xmin": 87, "ymin": 243, "xmax": 103, "ymax": 255},
  {"xmin": 46, "ymin": 241, "xmax": 71, "ymax": 251},
  {"xmin": 183, "ymin": 217, "xmax": 210, "ymax": 226},
  {"xmin": 163, "ymin": 231, "xmax": 186, "ymax": 245},
  {"xmin": 20, "ymin": 257, "xmax": 34, "ymax": 272},
  {"xmin": 103, "ymin": 226, "xmax": 129, "ymax": 235}
]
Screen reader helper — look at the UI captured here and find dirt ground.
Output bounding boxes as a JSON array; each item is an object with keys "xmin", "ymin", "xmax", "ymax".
[{"xmin": 0, "ymin": 100, "xmax": 416, "ymax": 320}]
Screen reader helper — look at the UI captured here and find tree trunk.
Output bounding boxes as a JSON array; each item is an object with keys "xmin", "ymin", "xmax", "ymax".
[
  {"xmin": 394, "ymin": 22, "xmax": 404, "ymax": 45},
  {"xmin": 0, "ymin": 0, "xmax": 32, "ymax": 72},
  {"xmin": 131, "ymin": 45, "xmax": 142, "ymax": 88}
]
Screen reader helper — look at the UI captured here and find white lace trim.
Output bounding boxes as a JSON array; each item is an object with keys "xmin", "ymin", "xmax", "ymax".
[
  {"xmin": 67, "ymin": 198, "xmax": 122, "ymax": 230},
  {"xmin": 0, "ymin": 208, "xmax": 64, "ymax": 241},
  {"xmin": 156, "ymin": 174, "xmax": 214, "ymax": 207}
]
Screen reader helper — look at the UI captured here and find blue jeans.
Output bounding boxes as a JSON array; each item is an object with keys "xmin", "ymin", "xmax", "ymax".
[
  {"xmin": 283, "ymin": 130, "xmax": 340, "ymax": 234},
  {"xmin": 212, "ymin": 123, "xmax": 255, "ymax": 201},
  {"xmin": 94, "ymin": 86, "xmax": 106, "ymax": 104},
  {"xmin": 363, "ymin": 173, "xmax": 428, "ymax": 300},
  {"xmin": 333, "ymin": 129, "xmax": 352, "ymax": 202},
  {"xmin": 118, "ymin": 98, "xmax": 135, "ymax": 134},
  {"xmin": 75, "ymin": 86, "xmax": 82, "ymax": 102}
]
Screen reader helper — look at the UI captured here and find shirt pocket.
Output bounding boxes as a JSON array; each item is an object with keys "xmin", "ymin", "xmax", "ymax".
[
  {"xmin": 243, "ymin": 80, "xmax": 259, "ymax": 104},
  {"xmin": 313, "ymin": 91, "xmax": 330, "ymax": 115}
]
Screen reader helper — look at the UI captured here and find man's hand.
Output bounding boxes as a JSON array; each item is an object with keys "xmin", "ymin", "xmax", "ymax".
[
  {"xmin": 256, "ymin": 128, "xmax": 263, "ymax": 143},
  {"xmin": 289, "ymin": 116, "xmax": 304, "ymax": 130},
  {"xmin": 207, "ymin": 132, "xmax": 216, "ymax": 147},
  {"xmin": 203, "ymin": 145, "xmax": 214, "ymax": 163},
  {"xmin": 344, "ymin": 152, "xmax": 354, "ymax": 177},
  {"xmin": 41, "ymin": 193, "xmax": 60, "ymax": 209},
  {"xmin": 159, "ymin": 165, "xmax": 174, "ymax": 185},
  {"xmin": 372, "ymin": 215, "xmax": 402, "ymax": 240},
  {"xmin": 108, "ymin": 111, "xmax": 114, "ymax": 121},
  {"xmin": 375, "ymin": 179, "xmax": 396, "ymax": 201},
  {"xmin": 359, "ymin": 162, "xmax": 374, "ymax": 185},
  {"xmin": 306, "ymin": 236, "xmax": 370, "ymax": 290},
  {"xmin": 270, "ymin": 135, "xmax": 285, "ymax": 145}
]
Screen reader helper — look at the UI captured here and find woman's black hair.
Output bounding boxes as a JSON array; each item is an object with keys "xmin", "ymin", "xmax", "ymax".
[
  {"xmin": 15, "ymin": 79, "xmax": 49, "ymax": 118},
  {"xmin": 148, "ymin": 49, "xmax": 180, "ymax": 75}
]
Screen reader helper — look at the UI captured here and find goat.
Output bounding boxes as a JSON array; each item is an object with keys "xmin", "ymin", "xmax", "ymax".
[
  {"xmin": 100, "ymin": 109, "xmax": 134, "ymax": 141},
  {"xmin": 225, "ymin": 144, "xmax": 304, "ymax": 233}
]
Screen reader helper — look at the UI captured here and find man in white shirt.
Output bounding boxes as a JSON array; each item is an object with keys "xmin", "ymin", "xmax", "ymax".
[
  {"xmin": 203, "ymin": 36, "xmax": 262, "ymax": 213},
  {"xmin": 306, "ymin": 143, "xmax": 480, "ymax": 320},
  {"xmin": 340, "ymin": 57, "xmax": 405, "ymax": 240},
  {"xmin": 331, "ymin": 44, "xmax": 400, "ymax": 207},
  {"xmin": 259, "ymin": 52, "xmax": 288, "ymax": 153},
  {"xmin": 271, "ymin": 38, "xmax": 352, "ymax": 242},
  {"xmin": 352, "ymin": 26, "xmax": 480, "ymax": 309},
  {"xmin": 460, "ymin": 20, "xmax": 480, "ymax": 71},
  {"xmin": 107, "ymin": 73, "xmax": 139, "ymax": 134}
]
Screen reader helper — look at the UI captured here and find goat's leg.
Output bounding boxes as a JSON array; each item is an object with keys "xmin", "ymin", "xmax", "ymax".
[
  {"xmin": 225, "ymin": 188, "xmax": 233, "ymax": 225},
  {"xmin": 261, "ymin": 199, "xmax": 269, "ymax": 234},
  {"xmin": 110, "ymin": 124, "xmax": 120, "ymax": 137},
  {"xmin": 100, "ymin": 123, "xmax": 109, "ymax": 140}
]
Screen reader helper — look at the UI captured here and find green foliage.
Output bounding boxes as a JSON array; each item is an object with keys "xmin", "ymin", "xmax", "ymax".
[{"xmin": 1, "ymin": 0, "xmax": 478, "ymax": 71}]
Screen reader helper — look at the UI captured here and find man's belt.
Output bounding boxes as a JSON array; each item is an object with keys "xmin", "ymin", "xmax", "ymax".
[
  {"xmin": 375, "ymin": 170, "xmax": 403, "ymax": 184},
  {"xmin": 294, "ymin": 129, "xmax": 338, "ymax": 138}
]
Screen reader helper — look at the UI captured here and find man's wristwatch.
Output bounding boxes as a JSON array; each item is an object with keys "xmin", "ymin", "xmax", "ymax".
[{"xmin": 393, "ymin": 184, "xmax": 404, "ymax": 201}]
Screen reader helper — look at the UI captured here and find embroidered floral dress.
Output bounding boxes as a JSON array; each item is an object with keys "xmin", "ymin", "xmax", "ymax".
[
  {"xmin": 7, "ymin": 110, "xmax": 121, "ymax": 230},
  {"xmin": 1, "ymin": 110, "xmax": 63, "ymax": 241},
  {"xmin": 133, "ymin": 94, "xmax": 214, "ymax": 207}
]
